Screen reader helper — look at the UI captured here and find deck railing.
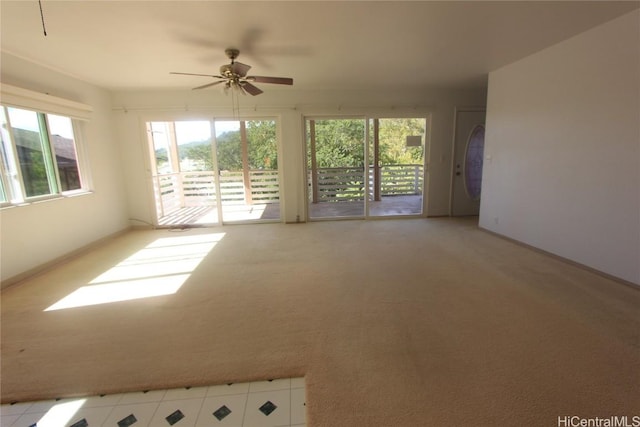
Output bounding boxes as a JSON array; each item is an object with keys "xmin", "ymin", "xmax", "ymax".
[
  {"xmin": 154, "ymin": 164, "xmax": 422, "ymax": 216},
  {"xmin": 309, "ymin": 164, "xmax": 423, "ymax": 202},
  {"xmin": 154, "ymin": 170, "xmax": 280, "ymax": 216}
]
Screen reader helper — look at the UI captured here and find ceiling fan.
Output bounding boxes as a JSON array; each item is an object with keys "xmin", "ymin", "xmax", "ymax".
[{"xmin": 170, "ymin": 48, "xmax": 293, "ymax": 96}]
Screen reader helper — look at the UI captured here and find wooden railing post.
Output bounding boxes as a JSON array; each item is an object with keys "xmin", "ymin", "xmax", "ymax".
[
  {"xmin": 240, "ymin": 121, "xmax": 252, "ymax": 205},
  {"xmin": 373, "ymin": 119, "xmax": 381, "ymax": 201},
  {"xmin": 309, "ymin": 120, "xmax": 319, "ymax": 203}
]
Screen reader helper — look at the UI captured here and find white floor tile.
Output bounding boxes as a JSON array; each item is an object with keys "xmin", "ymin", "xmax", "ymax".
[
  {"xmin": 290, "ymin": 378, "xmax": 305, "ymax": 389},
  {"xmin": 248, "ymin": 378, "xmax": 290, "ymax": 393},
  {"xmin": 8, "ymin": 411, "xmax": 46, "ymax": 426},
  {"xmin": 1, "ymin": 402, "xmax": 33, "ymax": 416},
  {"xmin": 163, "ymin": 386, "xmax": 208, "ymax": 402},
  {"xmin": 290, "ymin": 388, "xmax": 306, "ymax": 425},
  {"xmin": 149, "ymin": 398, "xmax": 204, "ymax": 427},
  {"xmin": 1, "ymin": 414, "xmax": 20, "ymax": 426},
  {"xmin": 82, "ymin": 393, "xmax": 124, "ymax": 408},
  {"xmin": 243, "ymin": 389, "xmax": 290, "ymax": 427},
  {"xmin": 196, "ymin": 393, "xmax": 248, "ymax": 426},
  {"xmin": 119, "ymin": 389, "xmax": 167, "ymax": 405},
  {"xmin": 206, "ymin": 382, "xmax": 250, "ymax": 397},
  {"xmin": 67, "ymin": 406, "xmax": 113, "ymax": 426},
  {"xmin": 1, "ymin": 377, "xmax": 306, "ymax": 427},
  {"xmin": 22, "ymin": 399, "xmax": 58, "ymax": 414},
  {"xmin": 102, "ymin": 402, "xmax": 160, "ymax": 426}
]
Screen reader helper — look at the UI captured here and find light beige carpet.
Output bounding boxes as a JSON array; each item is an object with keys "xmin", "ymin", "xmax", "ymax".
[{"xmin": 2, "ymin": 218, "xmax": 639, "ymax": 426}]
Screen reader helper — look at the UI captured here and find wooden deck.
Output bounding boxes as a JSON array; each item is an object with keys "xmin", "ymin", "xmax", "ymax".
[
  {"xmin": 309, "ymin": 194, "xmax": 423, "ymax": 218},
  {"xmin": 154, "ymin": 166, "xmax": 424, "ymax": 226},
  {"xmin": 158, "ymin": 203, "xmax": 281, "ymax": 226},
  {"xmin": 157, "ymin": 195, "xmax": 422, "ymax": 226}
]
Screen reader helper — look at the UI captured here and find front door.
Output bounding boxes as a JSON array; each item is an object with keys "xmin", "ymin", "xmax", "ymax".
[{"xmin": 451, "ymin": 110, "xmax": 486, "ymax": 216}]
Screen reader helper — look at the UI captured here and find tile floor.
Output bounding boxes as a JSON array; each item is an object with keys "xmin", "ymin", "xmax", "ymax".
[{"xmin": 1, "ymin": 377, "xmax": 306, "ymax": 427}]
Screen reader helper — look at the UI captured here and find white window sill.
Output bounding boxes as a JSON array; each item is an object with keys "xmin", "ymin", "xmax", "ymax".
[{"xmin": 0, "ymin": 190, "xmax": 93, "ymax": 210}]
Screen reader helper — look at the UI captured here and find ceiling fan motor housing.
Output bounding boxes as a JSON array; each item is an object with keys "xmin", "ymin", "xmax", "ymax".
[
  {"xmin": 171, "ymin": 48, "xmax": 291, "ymax": 96},
  {"xmin": 220, "ymin": 64, "xmax": 235, "ymax": 78}
]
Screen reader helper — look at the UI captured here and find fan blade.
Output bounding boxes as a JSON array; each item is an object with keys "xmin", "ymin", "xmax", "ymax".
[
  {"xmin": 192, "ymin": 80, "xmax": 225, "ymax": 90},
  {"xmin": 242, "ymin": 82, "xmax": 264, "ymax": 96},
  {"xmin": 170, "ymin": 72, "xmax": 224, "ymax": 78},
  {"xmin": 247, "ymin": 76, "xmax": 293, "ymax": 85},
  {"xmin": 231, "ymin": 62, "xmax": 251, "ymax": 77}
]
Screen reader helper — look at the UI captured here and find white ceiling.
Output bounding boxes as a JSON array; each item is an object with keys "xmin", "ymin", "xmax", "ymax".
[{"xmin": 1, "ymin": 1, "xmax": 638, "ymax": 92}]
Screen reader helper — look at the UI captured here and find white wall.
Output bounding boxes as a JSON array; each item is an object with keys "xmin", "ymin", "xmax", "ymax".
[
  {"xmin": 0, "ymin": 53, "xmax": 486, "ymax": 282},
  {"xmin": 111, "ymin": 86, "xmax": 486, "ymax": 224},
  {"xmin": 0, "ymin": 54, "xmax": 130, "ymax": 283},
  {"xmin": 480, "ymin": 10, "xmax": 640, "ymax": 284}
]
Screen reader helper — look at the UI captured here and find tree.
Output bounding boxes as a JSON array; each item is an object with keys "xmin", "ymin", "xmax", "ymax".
[
  {"xmin": 215, "ymin": 130, "xmax": 241, "ymax": 171},
  {"xmin": 182, "ymin": 143, "xmax": 213, "ymax": 170},
  {"xmin": 377, "ymin": 118, "xmax": 425, "ymax": 165},
  {"xmin": 247, "ymin": 120, "xmax": 277, "ymax": 170},
  {"xmin": 308, "ymin": 119, "xmax": 366, "ymax": 168}
]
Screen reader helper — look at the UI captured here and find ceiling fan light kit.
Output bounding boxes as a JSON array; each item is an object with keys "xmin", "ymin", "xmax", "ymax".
[{"xmin": 170, "ymin": 48, "xmax": 293, "ymax": 96}]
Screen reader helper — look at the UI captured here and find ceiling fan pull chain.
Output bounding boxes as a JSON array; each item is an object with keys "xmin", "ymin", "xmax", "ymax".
[{"xmin": 38, "ymin": 0, "xmax": 48, "ymax": 36}]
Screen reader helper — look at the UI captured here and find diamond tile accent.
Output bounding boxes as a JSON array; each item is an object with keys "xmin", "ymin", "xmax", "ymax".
[
  {"xmin": 165, "ymin": 409, "xmax": 185, "ymax": 425},
  {"xmin": 213, "ymin": 404, "xmax": 232, "ymax": 421},
  {"xmin": 118, "ymin": 413, "xmax": 138, "ymax": 427},
  {"xmin": 70, "ymin": 418, "xmax": 88, "ymax": 427},
  {"xmin": 1, "ymin": 377, "xmax": 306, "ymax": 427},
  {"xmin": 259, "ymin": 400, "xmax": 278, "ymax": 416}
]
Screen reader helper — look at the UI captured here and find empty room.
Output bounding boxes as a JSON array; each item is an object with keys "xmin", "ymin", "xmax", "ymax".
[{"xmin": 1, "ymin": 2, "xmax": 639, "ymax": 427}]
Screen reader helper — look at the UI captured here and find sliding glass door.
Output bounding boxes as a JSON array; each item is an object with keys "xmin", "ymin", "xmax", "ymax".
[
  {"xmin": 215, "ymin": 120, "xmax": 280, "ymax": 222},
  {"xmin": 305, "ymin": 116, "xmax": 426, "ymax": 220},
  {"xmin": 368, "ymin": 118, "xmax": 425, "ymax": 217},
  {"xmin": 147, "ymin": 119, "xmax": 280, "ymax": 226},
  {"xmin": 306, "ymin": 118, "xmax": 366, "ymax": 219}
]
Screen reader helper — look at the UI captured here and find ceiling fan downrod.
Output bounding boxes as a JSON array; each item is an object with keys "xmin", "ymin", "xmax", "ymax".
[{"xmin": 225, "ymin": 48, "xmax": 240, "ymax": 63}]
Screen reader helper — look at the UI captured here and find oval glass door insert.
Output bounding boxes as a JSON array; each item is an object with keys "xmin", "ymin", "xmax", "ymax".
[{"xmin": 464, "ymin": 125, "xmax": 485, "ymax": 201}]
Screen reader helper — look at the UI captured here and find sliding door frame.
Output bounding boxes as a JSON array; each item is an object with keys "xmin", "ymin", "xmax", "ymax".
[{"xmin": 304, "ymin": 114, "xmax": 430, "ymax": 221}]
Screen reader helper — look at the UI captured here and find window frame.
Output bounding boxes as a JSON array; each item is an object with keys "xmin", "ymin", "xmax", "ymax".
[{"xmin": 0, "ymin": 105, "xmax": 90, "ymax": 207}]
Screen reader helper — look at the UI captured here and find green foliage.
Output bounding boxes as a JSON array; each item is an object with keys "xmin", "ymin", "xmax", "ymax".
[
  {"xmin": 377, "ymin": 118, "xmax": 425, "ymax": 165},
  {"xmin": 308, "ymin": 119, "xmax": 366, "ymax": 168},
  {"xmin": 182, "ymin": 143, "xmax": 213, "ymax": 170},
  {"xmin": 307, "ymin": 118, "xmax": 425, "ymax": 168},
  {"xmin": 154, "ymin": 117, "xmax": 425, "ymax": 175},
  {"xmin": 177, "ymin": 121, "xmax": 278, "ymax": 172},
  {"xmin": 12, "ymin": 128, "xmax": 51, "ymax": 197},
  {"xmin": 247, "ymin": 120, "xmax": 277, "ymax": 170},
  {"xmin": 215, "ymin": 130, "xmax": 242, "ymax": 171}
]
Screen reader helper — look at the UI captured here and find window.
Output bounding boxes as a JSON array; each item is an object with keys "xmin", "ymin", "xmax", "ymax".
[{"xmin": 0, "ymin": 106, "xmax": 86, "ymax": 205}]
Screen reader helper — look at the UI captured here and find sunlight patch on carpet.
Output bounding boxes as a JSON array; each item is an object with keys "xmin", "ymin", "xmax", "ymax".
[{"xmin": 44, "ymin": 232, "xmax": 225, "ymax": 311}]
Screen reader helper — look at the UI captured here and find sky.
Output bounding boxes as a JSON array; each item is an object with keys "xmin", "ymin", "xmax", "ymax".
[
  {"xmin": 6, "ymin": 107, "xmax": 75, "ymax": 139},
  {"xmin": 174, "ymin": 120, "xmax": 240, "ymax": 145}
]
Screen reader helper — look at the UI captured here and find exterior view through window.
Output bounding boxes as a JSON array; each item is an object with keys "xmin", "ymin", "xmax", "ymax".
[
  {"xmin": 0, "ymin": 106, "xmax": 84, "ymax": 205},
  {"xmin": 147, "ymin": 119, "xmax": 279, "ymax": 226},
  {"xmin": 306, "ymin": 117, "xmax": 425, "ymax": 219}
]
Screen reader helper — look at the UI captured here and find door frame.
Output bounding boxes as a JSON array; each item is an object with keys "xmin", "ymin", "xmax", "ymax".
[
  {"xmin": 449, "ymin": 106, "xmax": 486, "ymax": 216},
  {"xmin": 144, "ymin": 116, "xmax": 282, "ymax": 227},
  {"xmin": 303, "ymin": 115, "xmax": 368, "ymax": 221}
]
